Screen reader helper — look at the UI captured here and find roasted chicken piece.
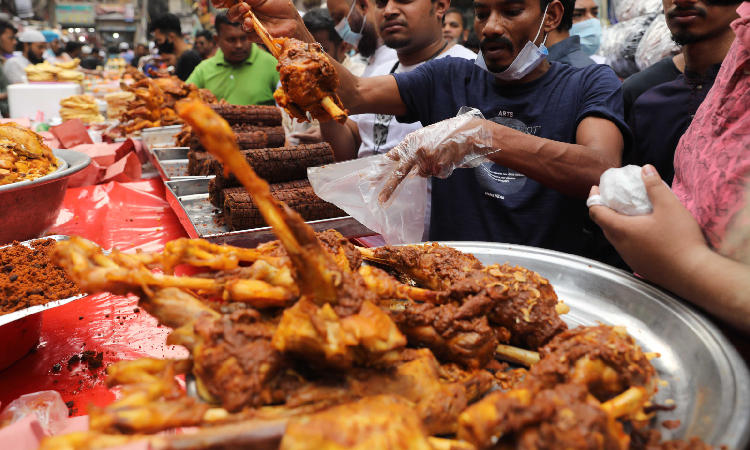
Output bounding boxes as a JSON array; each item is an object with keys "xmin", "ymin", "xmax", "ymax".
[
  {"xmin": 360, "ymin": 243, "xmax": 484, "ymax": 291},
  {"xmin": 273, "ymin": 38, "xmax": 348, "ymax": 124},
  {"xmin": 0, "ymin": 132, "xmax": 58, "ymax": 186},
  {"xmin": 457, "ymin": 382, "xmax": 635, "ymax": 450},
  {"xmin": 281, "ymin": 395, "xmax": 435, "ymax": 450},
  {"xmin": 527, "ymin": 325, "xmax": 658, "ymax": 410}
]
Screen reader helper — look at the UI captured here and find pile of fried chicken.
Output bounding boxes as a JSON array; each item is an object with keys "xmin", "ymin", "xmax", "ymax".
[
  {"xmin": 115, "ymin": 71, "xmax": 217, "ymax": 135},
  {"xmin": 42, "ymin": 101, "xmax": 711, "ymax": 450},
  {"xmin": 0, "ymin": 123, "xmax": 58, "ymax": 186}
]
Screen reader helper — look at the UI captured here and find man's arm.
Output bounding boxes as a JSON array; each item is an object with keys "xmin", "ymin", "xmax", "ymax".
[
  {"xmin": 226, "ymin": 1, "xmax": 405, "ymax": 116},
  {"xmin": 320, "ymin": 119, "xmax": 362, "ymax": 161},
  {"xmin": 3, "ymin": 60, "xmax": 24, "ymax": 84},
  {"xmin": 589, "ymin": 166, "xmax": 750, "ymax": 334},
  {"xmin": 486, "ymin": 115, "xmax": 623, "ymax": 198}
]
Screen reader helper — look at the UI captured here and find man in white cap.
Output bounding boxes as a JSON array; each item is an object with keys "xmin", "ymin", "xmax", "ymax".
[
  {"xmin": 119, "ymin": 42, "xmax": 134, "ymax": 64},
  {"xmin": 4, "ymin": 29, "xmax": 46, "ymax": 84}
]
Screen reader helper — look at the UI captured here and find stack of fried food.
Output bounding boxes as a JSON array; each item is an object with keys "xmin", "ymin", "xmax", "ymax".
[
  {"xmin": 116, "ymin": 70, "xmax": 217, "ymax": 135},
  {"xmin": 42, "ymin": 101, "xmax": 713, "ymax": 450},
  {"xmin": 0, "ymin": 123, "xmax": 58, "ymax": 185},
  {"xmin": 60, "ymin": 95, "xmax": 105, "ymax": 124},
  {"xmin": 25, "ymin": 59, "xmax": 84, "ymax": 83},
  {"xmin": 182, "ymin": 102, "xmax": 343, "ymax": 231},
  {"xmin": 103, "ymin": 92, "xmax": 136, "ymax": 120}
]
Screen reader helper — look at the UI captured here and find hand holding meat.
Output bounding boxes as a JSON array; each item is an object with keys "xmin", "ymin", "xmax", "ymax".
[{"xmin": 379, "ymin": 108, "xmax": 498, "ymax": 203}]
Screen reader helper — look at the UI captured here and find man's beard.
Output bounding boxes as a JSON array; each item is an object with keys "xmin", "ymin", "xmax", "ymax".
[
  {"xmin": 384, "ymin": 35, "xmax": 411, "ymax": 50},
  {"xmin": 671, "ymin": 31, "xmax": 710, "ymax": 46},
  {"xmin": 28, "ymin": 52, "xmax": 44, "ymax": 64},
  {"xmin": 53, "ymin": 48, "xmax": 64, "ymax": 56},
  {"xmin": 358, "ymin": 25, "xmax": 378, "ymax": 58}
]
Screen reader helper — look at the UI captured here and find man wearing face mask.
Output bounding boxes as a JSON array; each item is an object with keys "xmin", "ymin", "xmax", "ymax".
[
  {"xmin": 4, "ymin": 30, "xmax": 47, "ymax": 84},
  {"xmin": 569, "ymin": 0, "xmax": 603, "ymax": 62},
  {"xmin": 545, "ymin": 0, "xmax": 596, "ymax": 67},
  {"xmin": 327, "ymin": 0, "xmax": 396, "ymax": 77},
  {"xmin": 304, "ymin": 8, "xmax": 366, "ymax": 75},
  {"xmin": 149, "ymin": 13, "xmax": 203, "ymax": 81},
  {"xmin": 229, "ymin": 0, "xmax": 628, "ymax": 258},
  {"xmin": 625, "ymin": 0, "xmax": 741, "ymax": 186}
]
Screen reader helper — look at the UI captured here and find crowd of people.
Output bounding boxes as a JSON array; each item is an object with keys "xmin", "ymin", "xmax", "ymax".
[{"xmin": 0, "ymin": 0, "xmax": 747, "ymax": 337}]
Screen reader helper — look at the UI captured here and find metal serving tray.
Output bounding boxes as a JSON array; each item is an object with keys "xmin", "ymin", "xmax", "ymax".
[
  {"xmin": 141, "ymin": 125, "xmax": 183, "ymax": 150},
  {"xmin": 0, "ymin": 235, "xmax": 87, "ymax": 326},
  {"xmin": 151, "ymin": 147, "xmax": 204, "ymax": 181},
  {"xmin": 443, "ymin": 242, "xmax": 750, "ymax": 448},
  {"xmin": 164, "ymin": 178, "xmax": 374, "ymax": 247}
]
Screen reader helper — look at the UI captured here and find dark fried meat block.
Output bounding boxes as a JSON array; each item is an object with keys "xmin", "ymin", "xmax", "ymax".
[
  {"xmin": 211, "ymin": 143, "xmax": 334, "ymax": 186},
  {"xmin": 391, "ymin": 296, "xmax": 498, "ymax": 370},
  {"xmin": 224, "ymin": 184, "xmax": 345, "ymax": 231},
  {"xmin": 632, "ymin": 430, "xmax": 714, "ymax": 450},
  {"xmin": 457, "ymin": 383, "xmax": 629, "ymax": 450},
  {"xmin": 209, "ymin": 103, "xmax": 282, "ymax": 127},
  {"xmin": 191, "ymin": 130, "xmax": 269, "ymax": 152},
  {"xmin": 187, "ymin": 150, "xmax": 215, "ymax": 176},
  {"xmin": 529, "ymin": 325, "xmax": 657, "ymax": 402},
  {"xmin": 447, "ymin": 264, "xmax": 568, "ymax": 350},
  {"xmin": 273, "ymin": 39, "xmax": 347, "ymax": 124},
  {"xmin": 372, "ymin": 243, "xmax": 484, "ymax": 291},
  {"xmin": 209, "ymin": 179, "xmax": 312, "ymax": 208},
  {"xmin": 192, "ymin": 309, "xmax": 288, "ymax": 412}
]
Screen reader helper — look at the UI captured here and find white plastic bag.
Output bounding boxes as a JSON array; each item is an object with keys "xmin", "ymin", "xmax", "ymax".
[
  {"xmin": 0, "ymin": 390, "xmax": 69, "ymax": 434},
  {"xmin": 309, "ymin": 107, "xmax": 498, "ymax": 244},
  {"xmin": 636, "ymin": 14, "xmax": 681, "ymax": 71},
  {"xmin": 586, "ymin": 165, "xmax": 654, "ymax": 215}
]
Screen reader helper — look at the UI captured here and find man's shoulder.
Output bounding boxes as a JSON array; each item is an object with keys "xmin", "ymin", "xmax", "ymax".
[
  {"xmin": 442, "ymin": 44, "xmax": 477, "ymax": 60},
  {"xmin": 180, "ymin": 50, "xmax": 203, "ymax": 64},
  {"xmin": 252, "ymin": 46, "xmax": 280, "ymax": 67},
  {"xmin": 622, "ymin": 57, "xmax": 679, "ymax": 98},
  {"xmin": 550, "ymin": 60, "xmax": 618, "ymax": 86}
]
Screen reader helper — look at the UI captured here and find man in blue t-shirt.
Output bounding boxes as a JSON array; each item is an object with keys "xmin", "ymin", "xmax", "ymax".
[{"xmin": 227, "ymin": 0, "xmax": 629, "ymax": 257}]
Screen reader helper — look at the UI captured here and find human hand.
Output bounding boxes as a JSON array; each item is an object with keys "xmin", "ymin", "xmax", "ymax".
[
  {"xmin": 291, "ymin": 126, "xmax": 323, "ymax": 144},
  {"xmin": 378, "ymin": 108, "xmax": 497, "ymax": 203},
  {"xmin": 224, "ymin": 0, "xmax": 307, "ymax": 44},
  {"xmin": 589, "ymin": 165, "xmax": 709, "ymax": 287}
]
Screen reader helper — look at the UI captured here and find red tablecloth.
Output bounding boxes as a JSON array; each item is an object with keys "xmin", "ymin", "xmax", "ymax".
[{"xmin": 0, "ymin": 179, "xmax": 189, "ymax": 413}]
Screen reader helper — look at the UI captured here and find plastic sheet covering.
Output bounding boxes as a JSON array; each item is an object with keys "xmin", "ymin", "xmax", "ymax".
[
  {"xmin": 613, "ymin": 0, "xmax": 662, "ymax": 22},
  {"xmin": 0, "ymin": 391, "xmax": 68, "ymax": 434},
  {"xmin": 599, "ymin": 15, "xmax": 656, "ymax": 78},
  {"xmin": 0, "ymin": 179, "xmax": 188, "ymax": 415},
  {"xmin": 636, "ymin": 14, "xmax": 681, "ymax": 71}
]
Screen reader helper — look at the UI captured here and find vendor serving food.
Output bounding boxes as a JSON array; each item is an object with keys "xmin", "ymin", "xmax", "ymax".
[{"xmin": 226, "ymin": 0, "xmax": 629, "ymax": 258}]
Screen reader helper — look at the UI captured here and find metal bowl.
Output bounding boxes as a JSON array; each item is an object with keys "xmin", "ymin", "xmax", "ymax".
[
  {"xmin": 444, "ymin": 242, "xmax": 750, "ymax": 449},
  {"xmin": 0, "ymin": 149, "xmax": 91, "ymax": 245}
]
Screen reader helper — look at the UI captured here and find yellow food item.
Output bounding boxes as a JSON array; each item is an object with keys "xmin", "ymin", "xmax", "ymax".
[
  {"xmin": 60, "ymin": 95, "xmax": 105, "ymax": 124},
  {"xmin": 0, "ymin": 124, "xmax": 58, "ymax": 186}
]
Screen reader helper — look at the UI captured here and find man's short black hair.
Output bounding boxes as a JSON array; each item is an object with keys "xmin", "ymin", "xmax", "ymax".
[
  {"xmin": 303, "ymin": 8, "xmax": 343, "ymax": 46},
  {"xmin": 195, "ymin": 30, "xmax": 214, "ymax": 42},
  {"xmin": 444, "ymin": 8, "xmax": 466, "ymax": 28},
  {"xmin": 150, "ymin": 13, "xmax": 182, "ymax": 35},
  {"xmin": 214, "ymin": 11, "xmax": 240, "ymax": 36},
  {"xmin": 65, "ymin": 41, "xmax": 84, "ymax": 53},
  {"xmin": 0, "ymin": 20, "xmax": 16, "ymax": 37},
  {"xmin": 557, "ymin": 0, "xmax": 574, "ymax": 31}
]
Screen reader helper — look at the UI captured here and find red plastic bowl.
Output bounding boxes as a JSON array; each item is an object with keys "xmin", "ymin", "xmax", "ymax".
[{"xmin": 0, "ymin": 312, "xmax": 42, "ymax": 372}]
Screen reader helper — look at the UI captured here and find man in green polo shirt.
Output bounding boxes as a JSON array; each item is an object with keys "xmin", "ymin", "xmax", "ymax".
[{"xmin": 186, "ymin": 12, "xmax": 279, "ymax": 106}]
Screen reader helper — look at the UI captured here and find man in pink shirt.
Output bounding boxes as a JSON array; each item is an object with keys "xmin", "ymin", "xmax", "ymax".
[{"xmin": 589, "ymin": 2, "xmax": 750, "ymax": 334}]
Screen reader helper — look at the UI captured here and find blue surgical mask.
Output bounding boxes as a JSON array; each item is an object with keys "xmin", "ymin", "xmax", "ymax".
[
  {"xmin": 570, "ymin": 18, "xmax": 601, "ymax": 56},
  {"xmin": 335, "ymin": 1, "xmax": 366, "ymax": 48},
  {"xmin": 475, "ymin": 4, "xmax": 550, "ymax": 81}
]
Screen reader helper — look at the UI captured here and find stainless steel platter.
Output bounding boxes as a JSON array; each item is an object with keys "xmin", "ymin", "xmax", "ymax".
[
  {"xmin": 0, "ymin": 235, "xmax": 86, "ymax": 327},
  {"xmin": 439, "ymin": 241, "xmax": 749, "ymax": 449},
  {"xmin": 151, "ymin": 147, "xmax": 204, "ymax": 181},
  {"xmin": 164, "ymin": 178, "xmax": 374, "ymax": 247},
  {"xmin": 141, "ymin": 125, "xmax": 183, "ymax": 150}
]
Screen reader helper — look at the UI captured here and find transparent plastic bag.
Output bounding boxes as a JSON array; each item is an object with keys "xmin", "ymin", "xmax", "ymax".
[
  {"xmin": 636, "ymin": 14, "xmax": 681, "ymax": 71},
  {"xmin": 612, "ymin": 0, "xmax": 662, "ymax": 22},
  {"xmin": 0, "ymin": 391, "xmax": 68, "ymax": 434},
  {"xmin": 309, "ymin": 107, "xmax": 499, "ymax": 244}
]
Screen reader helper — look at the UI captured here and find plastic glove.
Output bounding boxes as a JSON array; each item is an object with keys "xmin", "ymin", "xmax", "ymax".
[{"xmin": 377, "ymin": 107, "xmax": 499, "ymax": 204}]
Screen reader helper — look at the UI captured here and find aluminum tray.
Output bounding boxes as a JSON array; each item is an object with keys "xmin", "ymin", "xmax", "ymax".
[
  {"xmin": 443, "ymin": 242, "xmax": 749, "ymax": 448},
  {"xmin": 164, "ymin": 178, "xmax": 374, "ymax": 247},
  {"xmin": 0, "ymin": 235, "xmax": 86, "ymax": 326},
  {"xmin": 151, "ymin": 147, "xmax": 205, "ymax": 181},
  {"xmin": 141, "ymin": 125, "xmax": 183, "ymax": 150}
]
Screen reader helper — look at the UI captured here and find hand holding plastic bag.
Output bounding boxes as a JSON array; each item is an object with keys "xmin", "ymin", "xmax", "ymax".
[
  {"xmin": 377, "ymin": 107, "xmax": 498, "ymax": 204},
  {"xmin": 309, "ymin": 108, "xmax": 499, "ymax": 244},
  {"xmin": 0, "ymin": 391, "xmax": 69, "ymax": 434},
  {"xmin": 586, "ymin": 165, "xmax": 656, "ymax": 215}
]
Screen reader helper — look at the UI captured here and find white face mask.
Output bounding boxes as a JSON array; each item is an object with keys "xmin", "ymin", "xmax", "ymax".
[
  {"xmin": 475, "ymin": 4, "xmax": 550, "ymax": 81},
  {"xmin": 334, "ymin": 0, "xmax": 366, "ymax": 48}
]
